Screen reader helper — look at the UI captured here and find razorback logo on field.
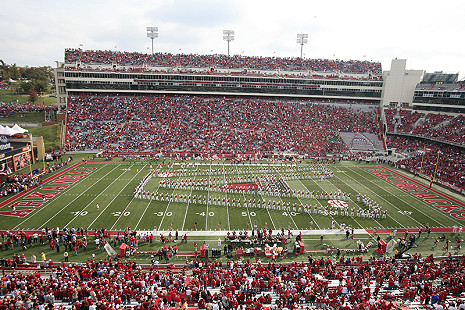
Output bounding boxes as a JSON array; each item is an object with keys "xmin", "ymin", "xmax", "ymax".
[
  {"xmin": 327, "ymin": 200, "xmax": 349, "ymax": 209},
  {"xmin": 220, "ymin": 183, "xmax": 259, "ymax": 191},
  {"xmin": 158, "ymin": 172, "xmax": 174, "ymax": 178}
]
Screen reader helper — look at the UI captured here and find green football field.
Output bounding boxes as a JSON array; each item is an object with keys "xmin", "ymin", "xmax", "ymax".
[{"xmin": 1, "ymin": 158, "xmax": 464, "ymax": 233}]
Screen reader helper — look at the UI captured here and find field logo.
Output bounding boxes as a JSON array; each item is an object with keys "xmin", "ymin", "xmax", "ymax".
[
  {"xmin": 158, "ymin": 172, "xmax": 174, "ymax": 177},
  {"xmin": 220, "ymin": 183, "xmax": 258, "ymax": 191},
  {"xmin": 327, "ymin": 200, "xmax": 349, "ymax": 209}
]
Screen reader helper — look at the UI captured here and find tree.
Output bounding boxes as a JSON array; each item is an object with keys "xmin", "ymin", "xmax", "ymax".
[
  {"xmin": 19, "ymin": 80, "xmax": 33, "ymax": 93},
  {"xmin": 0, "ymin": 61, "xmax": 53, "ymax": 91},
  {"xmin": 0, "ymin": 60, "xmax": 20, "ymax": 81},
  {"xmin": 28, "ymin": 88, "xmax": 38, "ymax": 103},
  {"xmin": 33, "ymin": 80, "xmax": 48, "ymax": 93}
]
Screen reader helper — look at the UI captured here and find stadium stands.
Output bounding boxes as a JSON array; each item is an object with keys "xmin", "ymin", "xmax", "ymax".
[
  {"xmin": 386, "ymin": 135, "xmax": 465, "ymax": 190},
  {"xmin": 0, "ymin": 102, "xmax": 57, "ymax": 118},
  {"xmin": 384, "ymin": 108, "xmax": 465, "ymax": 145},
  {"xmin": 64, "ymin": 49, "xmax": 382, "ymax": 77},
  {"xmin": 65, "ymin": 95, "xmax": 381, "ymax": 156},
  {"xmin": 4, "ymin": 47, "xmax": 465, "ymax": 310},
  {"xmin": 2, "ymin": 231, "xmax": 465, "ymax": 310}
]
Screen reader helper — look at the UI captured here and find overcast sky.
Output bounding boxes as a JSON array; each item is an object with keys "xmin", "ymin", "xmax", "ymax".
[{"xmin": 1, "ymin": 0, "xmax": 464, "ymax": 79}]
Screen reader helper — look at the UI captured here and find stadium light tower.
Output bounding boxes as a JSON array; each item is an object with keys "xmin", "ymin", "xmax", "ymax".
[
  {"xmin": 223, "ymin": 30, "xmax": 235, "ymax": 56},
  {"xmin": 297, "ymin": 33, "xmax": 308, "ymax": 58},
  {"xmin": 147, "ymin": 27, "xmax": 158, "ymax": 55}
]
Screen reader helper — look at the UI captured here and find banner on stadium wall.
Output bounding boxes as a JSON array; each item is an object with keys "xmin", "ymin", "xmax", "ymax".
[
  {"xmin": 13, "ymin": 152, "xmax": 31, "ymax": 171},
  {"xmin": 0, "ymin": 135, "xmax": 11, "ymax": 154}
]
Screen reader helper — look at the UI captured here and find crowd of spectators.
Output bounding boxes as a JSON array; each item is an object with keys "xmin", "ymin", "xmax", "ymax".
[
  {"xmin": 3, "ymin": 225, "xmax": 465, "ymax": 309},
  {"xmin": 0, "ymin": 161, "xmax": 68, "ymax": 199},
  {"xmin": 385, "ymin": 136, "xmax": 422, "ymax": 154},
  {"xmin": 0, "ymin": 102, "xmax": 58, "ymax": 117},
  {"xmin": 386, "ymin": 136, "xmax": 465, "ymax": 190},
  {"xmin": 410, "ymin": 113, "xmax": 454, "ymax": 137},
  {"xmin": 65, "ymin": 95, "xmax": 380, "ymax": 157},
  {"xmin": 384, "ymin": 108, "xmax": 465, "ymax": 145},
  {"xmin": 64, "ymin": 49, "xmax": 382, "ymax": 76},
  {"xmin": 2, "ymin": 242, "xmax": 465, "ymax": 309}
]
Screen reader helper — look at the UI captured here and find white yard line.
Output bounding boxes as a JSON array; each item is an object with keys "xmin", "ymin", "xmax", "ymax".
[
  {"xmin": 293, "ymin": 178, "xmax": 322, "ymax": 230},
  {"xmin": 362, "ymin": 167, "xmax": 465, "ymax": 227},
  {"xmin": 64, "ymin": 164, "xmax": 135, "ymax": 229},
  {"xmin": 303, "ymin": 174, "xmax": 341, "ymax": 229},
  {"xmin": 255, "ymin": 170, "xmax": 278, "ymax": 230},
  {"xmin": 233, "ymin": 164, "xmax": 253, "ymax": 228},
  {"xmin": 314, "ymin": 171, "xmax": 376, "ymax": 230},
  {"xmin": 181, "ymin": 186, "xmax": 194, "ymax": 231},
  {"xmin": 346, "ymin": 167, "xmax": 437, "ymax": 227},
  {"xmin": 222, "ymin": 165, "xmax": 231, "ymax": 231},
  {"xmin": 269, "ymin": 166, "xmax": 298, "ymax": 230},
  {"xmin": 317, "ymin": 172, "xmax": 379, "ymax": 242},
  {"xmin": 135, "ymin": 165, "xmax": 163, "ymax": 231},
  {"xmin": 205, "ymin": 162, "xmax": 212, "ymax": 230},
  {"xmin": 157, "ymin": 166, "xmax": 183, "ymax": 231},
  {"xmin": 91, "ymin": 166, "xmax": 145, "ymax": 229},
  {"xmin": 329, "ymin": 172, "xmax": 403, "ymax": 228}
]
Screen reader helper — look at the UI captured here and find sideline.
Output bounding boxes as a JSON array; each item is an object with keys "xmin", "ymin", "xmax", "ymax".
[{"xmin": 0, "ymin": 227, "xmax": 455, "ymax": 236}]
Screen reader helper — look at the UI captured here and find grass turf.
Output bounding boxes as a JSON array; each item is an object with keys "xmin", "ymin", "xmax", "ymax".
[{"xmin": 0, "ymin": 157, "xmax": 464, "ymax": 263}]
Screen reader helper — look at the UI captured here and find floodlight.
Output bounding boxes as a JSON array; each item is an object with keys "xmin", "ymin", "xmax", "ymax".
[
  {"xmin": 223, "ymin": 30, "xmax": 235, "ymax": 56},
  {"xmin": 297, "ymin": 33, "xmax": 308, "ymax": 58},
  {"xmin": 147, "ymin": 27, "xmax": 159, "ymax": 55}
]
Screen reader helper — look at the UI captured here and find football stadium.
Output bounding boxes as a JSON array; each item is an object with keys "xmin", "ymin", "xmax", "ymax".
[{"xmin": 1, "ymin": 31, "xmax": 465, "ymax": 310}]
